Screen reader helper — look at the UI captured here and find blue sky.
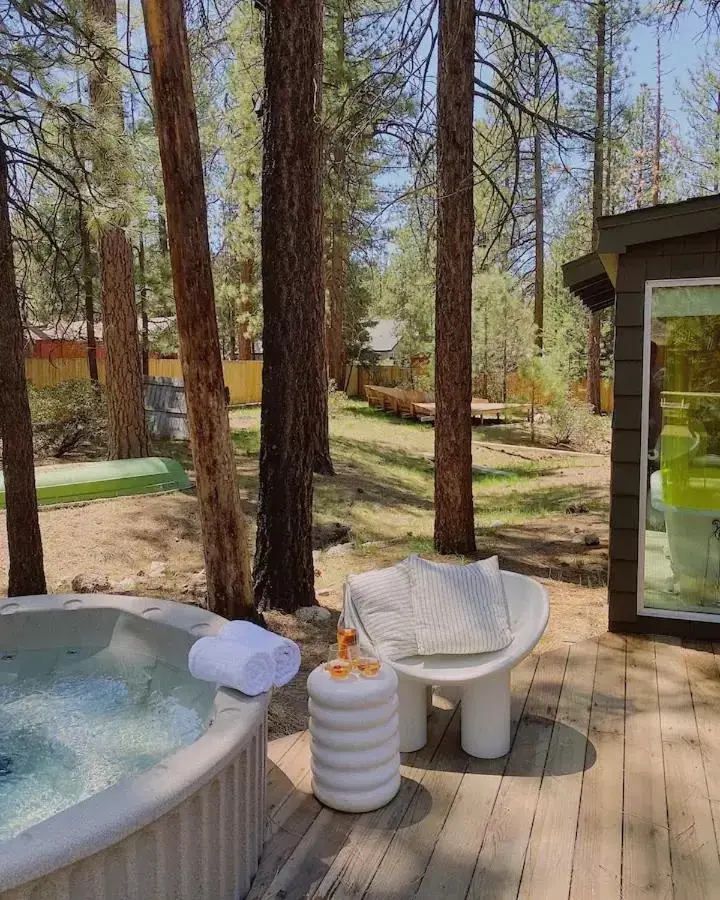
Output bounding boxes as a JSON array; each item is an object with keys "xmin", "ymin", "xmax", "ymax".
[{"xmin": 630, "ymin": 8, "xmax": 715, "ymax": 129}]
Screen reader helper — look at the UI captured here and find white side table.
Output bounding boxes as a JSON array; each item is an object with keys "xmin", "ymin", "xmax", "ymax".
[{"xmin": 307, "ymin": 662, "xmax": 400, "ymax": 813}]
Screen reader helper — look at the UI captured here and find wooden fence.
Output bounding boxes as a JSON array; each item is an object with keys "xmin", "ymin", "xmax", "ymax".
[
  {"xmin": 25, "ymin": 357, "xmax": 264, "ymax": 406},
  {"xmin": 25, "ymin": 356, "xmax": 613, "ymax": 414},
  {"xmin": 348, "ymin": 364, "xmax": 614, "ymax": 414}
]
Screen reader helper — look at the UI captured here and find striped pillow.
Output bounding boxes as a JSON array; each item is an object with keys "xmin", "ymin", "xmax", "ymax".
[
  {"xmin": 407, "ymin": 555, "xmax": 512, "ymax": 655},
  {"xmin": 346, "ymin": 561, "xmax": 418, "ymax": 660}
]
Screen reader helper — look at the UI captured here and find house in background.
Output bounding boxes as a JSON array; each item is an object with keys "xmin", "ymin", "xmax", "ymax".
[
  {"xmin": 25, "ymin": 317, "xmax": 176, "ymax": 361},
  {"xmin": 366, "ymin": 319, "xmax": 402, "ymax": 364}
]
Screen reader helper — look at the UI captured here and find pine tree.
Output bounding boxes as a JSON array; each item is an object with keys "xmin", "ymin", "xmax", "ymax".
[
  {"xmin": 86, "ymin": 0, "xmax": 148, "ymax": 459},
  {"xmin": 434, "ymin": 0, "xmax": 476, "ymax": 556},
  {"xmin": 254, "ymin": 0, "xmax": 327, "ymax": 612},
  {"xmin": 0, "ymin": 138, "xmax": 46, "ymax": 597},
  {"xmin": 679, "ymin": 42, "xmax": 720, "ymax": 196},
  {"xmin": 141, "ymin": 0, "xmax": 259, "ymax": 621},
  {"xmin": 221, "ymin": 5, "xmax": 263, "ymax": 361}
]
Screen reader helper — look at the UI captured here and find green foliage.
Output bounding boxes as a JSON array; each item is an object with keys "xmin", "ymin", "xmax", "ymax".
[
  {"xmin": 678, "ymin": 42, "xmax": 720, "ymax": 196},
  {"xmin": 546, "ymin": 395, "xmax": 607, "ymax": 452},
  {"xmin": 378, "ymin": 218, "xmax": 435, "ymax": 361},
  {"xmin": 473, "ymin": 269, "xmax": 533, "ymax": 401},
  {"xmin": 29, "ymin": 380, "xmax": 107, "ymax": 458}
]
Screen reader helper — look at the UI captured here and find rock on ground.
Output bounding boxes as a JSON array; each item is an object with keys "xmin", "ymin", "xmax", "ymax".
[
  {"xmin": 71, "ymin": 573, "xmax": 111, "ymax": 593},
  {"xmin": 296, "ymin": 606, "xmax": 332, "ymax": 624}
]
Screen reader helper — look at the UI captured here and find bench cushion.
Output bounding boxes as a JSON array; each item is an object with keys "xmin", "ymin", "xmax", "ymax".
[
  {"xmin": 407, "ymin": 555, "xmax": 512, "ymax": 655},
  {"xmin": 346, "ymin": 561, "xmax": 418, "ymax": 660}
]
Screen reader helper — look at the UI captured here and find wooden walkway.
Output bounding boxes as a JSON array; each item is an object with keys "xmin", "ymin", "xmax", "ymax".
[{"xmin": 249, "ymin": 634, "xmax": 720, "ymax": 900}]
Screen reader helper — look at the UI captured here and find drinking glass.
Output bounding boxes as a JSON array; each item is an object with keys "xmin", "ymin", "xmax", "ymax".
[
  {"xmin": 354, "ymin": 645, "xmax": 382, "ymax": 678},
  {"xmin": 326, "ymin": 644, "xmax": 352, "ymax": 679}
]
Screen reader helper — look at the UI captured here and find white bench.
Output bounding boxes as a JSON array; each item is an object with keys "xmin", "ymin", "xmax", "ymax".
[{"xmin": 344, "ymin": 570, "xmax": 549, "ymax": 759}]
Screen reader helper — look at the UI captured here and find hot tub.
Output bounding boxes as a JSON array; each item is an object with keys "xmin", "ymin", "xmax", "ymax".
[{"xmin": 0, "ymin": 594, "xmax": 268, "ymax": 900}]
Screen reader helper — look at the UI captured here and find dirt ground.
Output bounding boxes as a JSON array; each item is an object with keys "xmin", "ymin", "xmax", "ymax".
[{"xmin": 1, "ymin": 401, "xmax": 611, "ymax": 738}]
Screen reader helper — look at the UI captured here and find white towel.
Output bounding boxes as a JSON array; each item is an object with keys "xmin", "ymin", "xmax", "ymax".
[
  {"xmin": 188, "ymin": 636, "xmax": 274, "ymax": 696},
  {"xmin": 217, "ymin": 620, "xmax": 301, "ymax": 687}
]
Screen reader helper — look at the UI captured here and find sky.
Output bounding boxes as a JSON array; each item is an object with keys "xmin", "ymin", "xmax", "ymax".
[{"xmin": 630, "ymin": 7, "xmax": 716, "ymax": 131}]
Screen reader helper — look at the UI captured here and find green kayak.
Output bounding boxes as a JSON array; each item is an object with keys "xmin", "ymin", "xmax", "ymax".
[{"xmin": 0, "ymin": 457, "xmax": 191, "ymax": 508}]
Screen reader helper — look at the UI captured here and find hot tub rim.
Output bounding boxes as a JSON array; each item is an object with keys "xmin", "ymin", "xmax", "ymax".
[{"xmin": 0, "ymin": 593, "xmax": 269, "ymax": 892}]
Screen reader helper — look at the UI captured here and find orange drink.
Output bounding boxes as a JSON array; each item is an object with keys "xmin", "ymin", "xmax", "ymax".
[
  {"xmin": 337, "ymin": 627, "xmax": 357, "ymax": 660},
  {"xmin": 326, "ymin": 657, "xmax": 353, "ymax": 678},
  {"xmin": 326, "ymin": 643, "xmax": 353, "ymax": 678},
  {"xmin": 355, "ymin": 656, "xmax": 382, "ymax": 678}
]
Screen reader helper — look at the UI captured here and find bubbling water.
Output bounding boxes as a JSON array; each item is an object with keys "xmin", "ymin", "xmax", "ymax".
[{"xmin": 0, "ymin": 653, "xmax": 212, "ymax": 841}]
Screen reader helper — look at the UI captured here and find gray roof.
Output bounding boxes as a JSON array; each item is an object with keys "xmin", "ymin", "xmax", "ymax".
[
  {"xmin": 367, "ymin": 319, "xmax": 401, "ymax": 353},
  {"xmin": 564, "ymin": 192, "xmax": 720, "ymax": 311}
]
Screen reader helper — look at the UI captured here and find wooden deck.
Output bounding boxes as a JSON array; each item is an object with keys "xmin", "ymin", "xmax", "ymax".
[{"xmin": 249, "ymin": 634, "xmax": 720, "ymax": 900}]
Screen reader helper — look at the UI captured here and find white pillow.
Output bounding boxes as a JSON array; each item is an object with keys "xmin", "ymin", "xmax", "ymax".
[
  {"xmin": 406, "ymin": 555, "xmax": 512, "ymax": 655},
  {"xmin": 346, "ymin": 561, "xmax": 418, "ymax": 660}
]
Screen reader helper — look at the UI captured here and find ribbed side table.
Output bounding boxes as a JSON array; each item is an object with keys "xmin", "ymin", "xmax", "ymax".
[{"xmin": 307, "ymin": 663, "xmax": 400, "ymax": 813}]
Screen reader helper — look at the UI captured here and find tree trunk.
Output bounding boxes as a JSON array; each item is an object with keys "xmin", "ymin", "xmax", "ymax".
[
  {"xmin": 327, "ymin": 188, "xmax": 347, "ymax": 388},
  {"xmin": 327, "ymin": 0, "xmax": 347, "ymax": 390},
  {"xmin": 138, "ymin": 232, "xmax": 149, "ymax": 377},
  {"xmin": 587, "ymin": 0, "xmax": 606, "ymax": 415},
  {"xmin": 238, "ymin": 257, "xmax": 254, "ymax": 360},
  {"xmin": 605, "ymin": 21, "xmax": 614, "ymax": 215},
  {"xmin": 0, "ymin": 139, "xmax": 46, "ymax": 596},
  {"xmin": 254, "ymin": 0, "xmax": 327, "ymax": 611},
  {"xmin": 88, "ymin": 0, "xmax": 148, "ymax": 459},
  {"xmin": 533, "ymin": 52, "xmax": 544, "ymax": 352},
  {"xmin": 652, "ymin": 25, "xmax": 661, "ymax": 206},
  {"xmin": 434, "ymin": 0, "xmax": 476, "ymax": 556},
  {"xmin": 142, "ymin": 0, "xmax": 259, "ymax": 623},
  {"xmin": 79, "ymin": 201, "xmax": 99, "ymax": 385}
]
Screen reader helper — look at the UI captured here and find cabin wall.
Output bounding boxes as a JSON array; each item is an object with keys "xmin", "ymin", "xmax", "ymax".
[{"xmin": 609, "ymin": 229, "xmax": 720, "ymax": 638}]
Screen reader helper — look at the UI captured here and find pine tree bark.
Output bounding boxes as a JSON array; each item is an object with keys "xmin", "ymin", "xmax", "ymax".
[
  {"xmin": 254, "ymin": 0, "xmax": 327, "ymax": 611},
  {"xmin": 142, "ymin": 0, "xmax": 259, "ymax": 622},
  {"xmin": 587, "ymin": 0, "xmax": 606, "ymax": 416},
  {"xmin": 0, "ymin": 139, "xmax": 46, "ymax": 596},
  {"xmin": 327, "ymin": 0, "xmax": 347, "ymax": 389},
  {"xmin": 88, "ymin": 0, "xmax": 148, "ymax": 458},
  {"xmin": 434, "ymin": 0, "xmax": 476, "ymax": 556}
]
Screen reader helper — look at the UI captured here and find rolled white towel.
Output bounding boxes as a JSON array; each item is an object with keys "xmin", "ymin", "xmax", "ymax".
[
  {"xmin": 188, "ymin": 636, "xmax": 274, "ymax": 696},
  {"xmin": 218, "ymin": 620, "xmax": 301, "ymax": 687}
]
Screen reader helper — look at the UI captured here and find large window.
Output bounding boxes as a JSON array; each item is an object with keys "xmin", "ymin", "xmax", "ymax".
[{"xmin": 640, "ymin": 280, "xmax": 720, "ymax": 617}]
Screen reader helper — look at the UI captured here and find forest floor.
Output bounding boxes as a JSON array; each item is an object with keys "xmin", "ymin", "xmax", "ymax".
[{"xmin": 1, "ymin": 398, "xmax": 612, "ymax": 737}]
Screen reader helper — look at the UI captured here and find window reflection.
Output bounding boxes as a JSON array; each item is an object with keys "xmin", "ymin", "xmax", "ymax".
[{"xmin": 643, "ymin": 284, "xmax": 720, "ymax": 614}]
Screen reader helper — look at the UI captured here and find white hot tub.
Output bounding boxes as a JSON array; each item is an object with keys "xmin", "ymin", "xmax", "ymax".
[{"xmin": 0, "ymin": 594, "xmax": 268, "ymax": 900}]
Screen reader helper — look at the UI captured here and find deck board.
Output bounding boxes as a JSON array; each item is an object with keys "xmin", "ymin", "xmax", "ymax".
[
  {"xmin": 252, "ymin": 635, "xmax": 720, "ymax": 900},
  {"xmin": 414, "ymin": 656, "xmax": 538, "ymax": 900},
  {"xmin": 622, "ymin": 636, "xmax": 672, "ymax": 900},
  {"xmin": 657, "ymin": 640, "xmax": 720, "ymax": 900},
  {"xmin": 517, "ymin": 638, "xmax": 598, "ymax": 900},
  {"xmin": 467, "ymin": 646, "xmax": 570, "ymax": 900},
  {"xmin": 569, "ymin": 633, "xmax": 626, "ymax": 900}
]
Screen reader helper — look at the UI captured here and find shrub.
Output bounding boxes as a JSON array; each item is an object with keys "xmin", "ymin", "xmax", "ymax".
[
  {"xmin": 547, "ymin": 394, "xmax": 607, "ymax": 452},
  {"xmin": 29, "ymin": 380, "xmax": 107, "ymax": 458}
]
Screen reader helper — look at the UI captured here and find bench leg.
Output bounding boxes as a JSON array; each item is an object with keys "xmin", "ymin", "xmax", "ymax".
[
  {"xmin": 397, "ymin": 678, "xmax": 427, "ymax": 752},
  {"xmin": 461, "ymin": 670, "xmax": 511, "ymax": 758}
]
